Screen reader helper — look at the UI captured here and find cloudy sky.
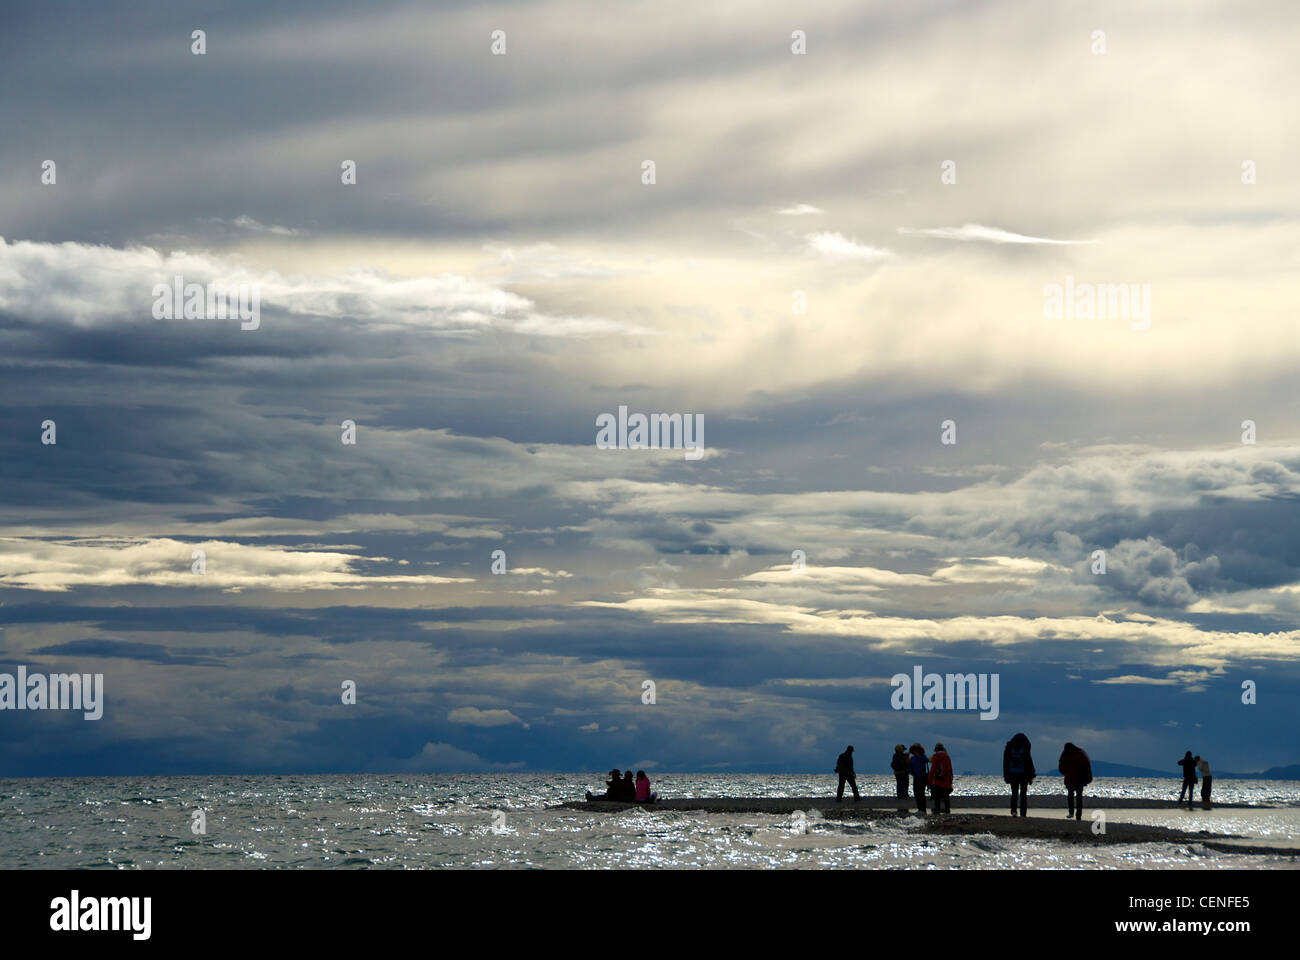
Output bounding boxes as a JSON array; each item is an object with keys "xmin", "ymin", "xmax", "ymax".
[{"xmin": 2, "ymin": 0, "xmax": 1298, "ymax": 776}]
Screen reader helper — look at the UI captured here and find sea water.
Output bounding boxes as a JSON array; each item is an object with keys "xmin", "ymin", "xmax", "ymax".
[{"xmin": 1, "ymin": 774, "xmax": 1297, "ymax": 869}]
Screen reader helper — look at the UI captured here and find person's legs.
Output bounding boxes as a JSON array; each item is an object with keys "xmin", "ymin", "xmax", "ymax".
[
  {"xmin": 1020, "ymin": 780, "xmax": 1029, "ymax": 817},
  {"xmin": 1202, "ymin": 777, "xmax": 1212, "ymax": 806},
  {"xmin": 896, "ymin": 775, "xmax": 908, "ymax": 799},
  {"xmin": 836, "ymin": 773, "xmax": 846, "ymax": 801},
  {"xmin": 1066, "ymin": 787, "xmax": 1075, "ymax": 818},
  {"xmin": 849, "ymin": 775, "xmax": 860, "ymax": 800},
  {"xmin": 913, "ymin": 776, "xmax": 926, "ymax": 813}
]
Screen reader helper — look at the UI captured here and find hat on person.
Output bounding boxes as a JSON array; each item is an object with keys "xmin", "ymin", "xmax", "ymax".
[
  {"xmin": 934, "ymin": 742, "xmax": 945, "ymax": 752},
  {"xmin": 894, "ymin": 744, "xmax": 905, "ymax": 752}
]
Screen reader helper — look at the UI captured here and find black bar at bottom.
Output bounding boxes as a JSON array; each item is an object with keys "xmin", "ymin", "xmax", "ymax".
[{"xmin": 1, "ymin": 868, "xmax": 1274, "ymax": 945}]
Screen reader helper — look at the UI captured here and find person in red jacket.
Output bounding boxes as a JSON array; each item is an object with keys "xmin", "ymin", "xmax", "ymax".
[
  {"xmin": 928, "ymin": 742, "xmax": 954, "ymax": 814},
  {"xmin": 1058, "ymin": 742, "xmax": 1093, "ymax": 821}
]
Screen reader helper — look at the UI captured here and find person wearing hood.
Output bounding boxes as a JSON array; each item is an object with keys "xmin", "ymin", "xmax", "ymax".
[
  {"xmin": 1177, "ymin": 751, "xmax": 1198, "ymax": 806},
  {"xmin": 834, "ymin": 745, "xmax": 860, "ymax": 802},
  {"xmin": 890, "ymin": 744, "xmax": 910, "ymax": 799},
  {"xmin": 1058, "ymin": 742, "xmax": 1093, "ymax": 821},
  {"xmin": 928, "ymin": 742, "xmax": 954, "ymax": 814},
  {"xmin": 1003, "ymin": 733, "xmax": 1036, "ymax": 816},
  {"xmin": 908, "ymin": 743, "xmax": 929, "ymax": 814}
]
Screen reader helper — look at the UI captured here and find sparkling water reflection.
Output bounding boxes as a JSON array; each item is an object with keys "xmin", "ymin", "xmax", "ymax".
[{"xmin": 1, "ymin": 774, "xmax": 1296, "ymax": 869}]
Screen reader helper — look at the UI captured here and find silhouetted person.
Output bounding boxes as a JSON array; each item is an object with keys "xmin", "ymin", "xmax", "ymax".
[
  {"xmin": 835, "ymin": 745, "xmax": 860, "ymax": 802},
  {"xmin": 1003, "ymin": 732, "xmax": 1036, "ymax": 816},
  {"xmin": 1058, "ymin": 742, "xmax": 1093, "ymax": 821},
  {"xmin": 635, "ymin": 770, "xmax": 657, "ymax": 803},
  {"xmin": 891, "ymin": 744, "xmax": 909, "ymax": 799},
  {"xmin": 1178, "ymin": 751, "xmax": 1198, "ymax": 807},
  {"xmin": 1197, "ymin": 756, "xmax": 1212, "ymax": 808},
  {"xmin": 908, "ymin": 743, "xmax": 928, "ymax": 814},
  {"xmin": 621, "ymin": 770, "xmax": 636, "ymax": 801},
  {"xmin": 586, "ymin": 768, "xmax": 624, "ymax": 801},
  {"xmin": 928, "ymin": 742, "xmax": 953, "ymax": 814}
]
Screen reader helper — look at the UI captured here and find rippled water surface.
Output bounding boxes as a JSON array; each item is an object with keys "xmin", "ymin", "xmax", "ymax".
[{"xmin": 2, "ymin": 774, "xmax": 1297, "ymax": 869}]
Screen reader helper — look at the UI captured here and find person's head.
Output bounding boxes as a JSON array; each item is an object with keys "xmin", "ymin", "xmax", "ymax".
[
  {"xmin": 624, "ymin": 770, "xmax": 633, "ymax": 779},
  {"xmin": 934, "ymin": 742, "xmax": 945, "ymax": 753},
  {"xmin": 910, "ymin": 742, "xmax": 923, "ymax": 754},
  {"xmin": 636, "ymin": 770, "xmax": 647, "ymax": 780},
  {"xmin": 609, "ymin": 769, "xmax": 621, "ymax": 777},
  {"xmin": 1064, "ymin": 742, "xmax": 1077, "ymax": 752},
  {"xmin": 1184, "ymin": 750, "xmax": 1193, "ymax": 758},
  {"xmin": 1194, "ymin": 755, "xmax": 1200, "ymax": 762},
  {"xmin": 894, "ymin": 743, "xmax": 905, "ymax": 754},
  {"xmin": 846, "ymin": 745, "xmax": 854, "ymax": 753}
]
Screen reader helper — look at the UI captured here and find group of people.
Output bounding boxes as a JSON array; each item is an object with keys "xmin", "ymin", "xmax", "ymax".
[
  {"xmin": 838, "ymin": 742, "xmax": 954, "ymax": 814},
  {"xmin": 586, "ymin": 769, "xmax": 657, "ymax": 803},
  {"xmin": 1177, "ymin": 751, "xmax": 1213, "ymax": 808},
  {"xmin": 837, "ymin": 734, "xmax": 1096, "ymax": 819}
]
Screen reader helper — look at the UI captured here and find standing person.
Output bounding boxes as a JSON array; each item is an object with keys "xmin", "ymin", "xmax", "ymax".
[
  {"xmin": 1003, "ymin": 732, "xmax": 1036, "ymax": 817},
  {"xmin": 928, "ymin": 742, "xmax": 954, "ymax": 814},
  {"xmin": 908, "ymin": 743, "xmax": 929, "ymax": 815},
  {"xmin": 1177, "ymin": 751, "xmax": 1198, "ymax": 807},
  {"xmin": 1197, "ymin": 756, "xmax": 1212, "ymax": 808},
  {"xmin": 1058, "ymin": 742, "xmax": 1093, "ymax": 821},
  {"xmin": 835, "ymin": 745, "xmax": 860, "ymax": 802},
  {"xmin": 891, "ymin": 744, "xmax": 910, "ymax": 799}
]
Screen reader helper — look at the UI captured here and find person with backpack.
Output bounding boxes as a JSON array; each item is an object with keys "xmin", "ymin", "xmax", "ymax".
[
  {"xmin": 1177, "ymin": 751, "xmax": 1198, "ymax": 807},
  {"xmin": 1003, "ymin": 732, "xmax": 1036, "ymax": 816},
  {"xmin": 1058, "ymin": 742, "xmax": 1093, "ymax": 821},
  {"xmin": 834, "ymin": 745, "xmax": 860, "ymax": 802},
  {"xmin": 908, "ymin": 742, "xmax": 929, "ymax": 814},
  {"xmin": 928, "ymin": 742, "xmax": 954, "ymax": 814},
  {"xmin": 890, "ymin": 744, "xmax": 910, "ymax": 799}
]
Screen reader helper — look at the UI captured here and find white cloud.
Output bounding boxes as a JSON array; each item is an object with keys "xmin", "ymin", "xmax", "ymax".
[
  {"xmin": 0, "ymin": 236, "xmax": 641, "ymax": 337},
  {"xmin": 447, "ymin": 706, "xmax": 527, "ymax": 727},
  {"xmin": 0, "ymin": 537, "xmax": 473, "ymax": 592},
  {"xmin": 897, "ymin": 224, "xmax": 1093, "ymax": 245},
  {"xmin": 202, "ymin": 215, "xmax": 303, "ymax": 237},
  {"xmin": 804, "ymin": 232, "xmax": 892, "ymax": 262}
]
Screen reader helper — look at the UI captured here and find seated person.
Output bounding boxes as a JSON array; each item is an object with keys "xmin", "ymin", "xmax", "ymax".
[
  {"xmin": 586, "ymin": 769, "xmax": 624, "ymax": 801},
  {"xmin": 634, "ymin": 770, "xmax": 658, "ymax": 803}
]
